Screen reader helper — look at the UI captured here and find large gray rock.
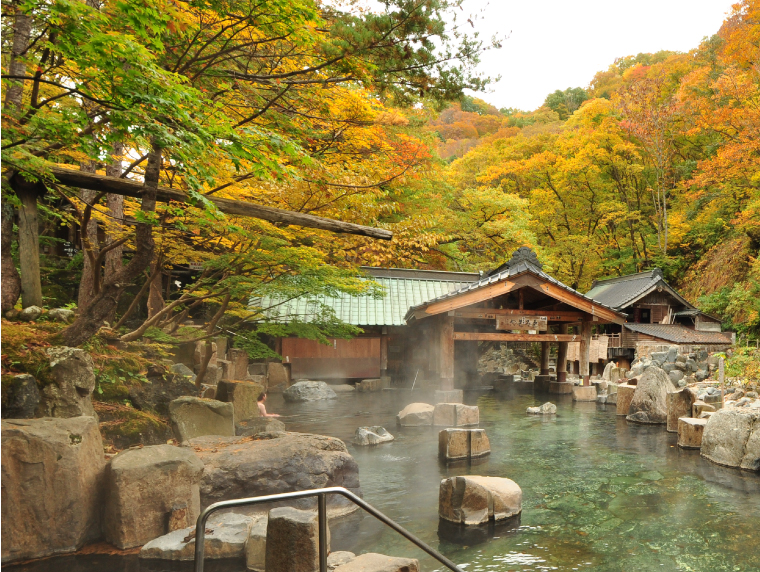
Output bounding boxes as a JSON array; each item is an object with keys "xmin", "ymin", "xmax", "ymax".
[
  {"xmin": 140, "ymin": 512, "xmax": 254, "ymax": 561},
  {"xmin": 39, "ymin": 347, "xmax": 96, "ymax": 418},
  {"xmin": 1, "ymin": 417, "xmax": 105, "ymax": 563},
  {"xmin": 48, "ymin": 308, "xmax": 75, "ymax": 323},
  {"xmin": 327, "ymin": 551, "xmax": 356, "ymax": 570},
  {"xmin": 267, "ymin": 363, "xmax": 290, "ymax": 391},
  {"xmin": 216, "ymin": 379, "xmax": 265, "ymax": 422},
  {"xmin": 283, "ymin": 381, "xmax": 337, "ymax": 402},
  {"xmin": 104, "ymin": 444, "xmax": 204, "ymax": 549},
  {"xmin": 602, "ymin": 362, "xmax": 614, "ymax": 381},
  {"xmin": 1, "ymin": 374, "xmax": 40, "ymax": 418},
  {"xmin": 439, "ymin": 476, "xmax": 522, "ymax": 525},
  {"xmin": 18, "ymin": 305, "xmax": 42, "ymax": 321},
  {"xmin": 668, "ymin": 369, "xmax": 685, "ymax": 384},
  {"xmin": 333, "ymin": 553, "xmax": 419, "ymax": 572},
  {"xmin": 701, "ymin": 409, "xmax": 760, "ymax": 470},
  {"xmin": 438, "ymin": 428, "xmax": 490, "ymax": 461},
  {"xmin": 396, "ymin": 403, "xmax": 434, "ymax": 426},
  {"xmin": 187, "ymin": 432, "xmax": 361, "ymax": 517},
  {"xmin": 246, "ymin": 514, "xmax": 268, "ymax": 571},
  {"xmin": 433, "ymin": 403, "xmax": 479, "ymax": 426},
  {"xmin": 626, "ymin": 366, "xmax": 671, "ymax": 424},
  {"xmin": 354, "ymin": 426, "xmax": 394, "ymax": 446},
  {"xmin": 169, "ymin": 396, "xmax": 235, "ymax": 442},
  {"xmin": 265, "ymin": 507, "xmax": 329, "ymax": 572},
  {"xmin": 527, "ymin": 402, "xmax": 557, "ymax": 415},
  {"xmin": 171, "ymin": 362, "xmax": 197, "ymax": 383},
  {"xmin": 236, "ymin": 416, "xmax": 286, "ymax": 437},
  {"xmin": 128, "ymin": 373, "xmax": 197, "ymax": 417},
  {"xmin": 667, "ymin": 387, "xmax": 697, "ymax": 433}
]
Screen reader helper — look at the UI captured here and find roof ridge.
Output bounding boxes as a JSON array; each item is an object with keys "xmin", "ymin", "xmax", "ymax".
[{"xmin": 590, "ymin": 268, "xmax": 661, "ymax": 287}]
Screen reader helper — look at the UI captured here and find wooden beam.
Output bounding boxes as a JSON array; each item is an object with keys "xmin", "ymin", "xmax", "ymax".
[
  {"xmin": 557, "ymin": 323, "xmax": 569, "ymax": 382},
  {"xmin": 540, "ymin": 341, "xmax": 550, "ymax": 375},
  {"xmin": 418, "ymin": 281, "xmax": 517, "ymax": 317},
  {"xmin": 579, "ymin": 320, "xmax": 592, "ymax": 384},
  {"xmin": 454, "ymin": 309, "xmax": 583, "ymax": 321},
  {"xmin": 48, "ymin": 167, "xmax": 393, "ymax": 241},
  {"xmin": 440, "ymin": 315, "xmax": 455, "ymax": 390},
  {"xmin": 452, "ymin": 332, "xmax": 580, "ymax": 342},
  {"xmin": 511, "ymin": 274, "xmax": 625, "ymax": 324}
]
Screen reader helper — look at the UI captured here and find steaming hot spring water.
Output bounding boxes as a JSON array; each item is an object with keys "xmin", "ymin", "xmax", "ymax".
[{"xmin": 8, "ymin": 386, "xmax": 760, "ymax": 572}]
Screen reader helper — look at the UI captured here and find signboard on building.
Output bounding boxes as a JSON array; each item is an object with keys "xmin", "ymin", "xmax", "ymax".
[{"xmin": 496, "ymin": 315, "xmax": 548, "ymax": 331}]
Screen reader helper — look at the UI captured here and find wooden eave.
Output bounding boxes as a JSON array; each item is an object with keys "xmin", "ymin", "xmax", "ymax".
[{"xmin": 407, "ymin": 270, "xmax": 627, "ymax": 325}]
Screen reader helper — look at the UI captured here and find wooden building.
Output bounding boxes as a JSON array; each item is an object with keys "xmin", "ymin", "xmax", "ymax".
[
  {"xmin": 263, "ymin": 267, "xmax": 480, "ymax": 382},
  {"xmin": 263, "ymin": 248, "xmax": 628, "ymax": 388},
  {"xmin": 585, "ymin": 269, "xmax": 733, "ymax": 363}
]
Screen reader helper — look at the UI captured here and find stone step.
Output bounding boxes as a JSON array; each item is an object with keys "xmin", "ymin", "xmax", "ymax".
[{"xmin": 678, "ymin": 418, "xmax": 707, "ymax": 449}]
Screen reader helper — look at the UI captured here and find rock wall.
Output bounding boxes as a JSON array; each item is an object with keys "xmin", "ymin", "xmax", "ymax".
[
  {"xmin": 1, "ymin": 417, "xmax": 105, "ymax": 563},
  {"xmin": 187, "ymin": 432, "xmax": 362, "ymax": 517}
]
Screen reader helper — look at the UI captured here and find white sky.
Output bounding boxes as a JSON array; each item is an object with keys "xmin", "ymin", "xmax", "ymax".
[{"xmin": 460, "ymin": 0, "xmax": 736, "ymax": 111}]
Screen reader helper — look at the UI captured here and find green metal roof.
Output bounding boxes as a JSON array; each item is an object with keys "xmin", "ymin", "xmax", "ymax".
[{"xmin": 254, "ymin": 267, "xmax": 479, "ymax": 326}]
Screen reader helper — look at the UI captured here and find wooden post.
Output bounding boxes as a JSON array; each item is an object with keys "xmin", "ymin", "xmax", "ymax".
[
  {"xmin": 440, "ymin": 314, "xmax": 455, "ymax": 390},
  {"xmin": 540, "ymin": 341, "xmax": 550, "ymax": 376},
  {"xmin": 380, "ymin": 327, "xmax": 389, "ymax": 385},
  {"xmin": 579, "ymin": 320, "xmax": 592, "ymax": 385},
  {"xmin": 557, "ymin": 323, "xmax": 568, "ymax": 382}
]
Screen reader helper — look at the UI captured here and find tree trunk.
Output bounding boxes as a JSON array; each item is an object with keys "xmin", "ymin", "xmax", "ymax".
[
  {"xmin": 195, "ymin": 291, "xmax": 231, "ymax": 388},
  {"xmin": 77, "ymin": 181, "xmax": 99, "ymax": 309},
  {"xmin": 3, "ymin": 0, "xmax": 31, "ymax": 113},
  {"xmin": 60, "ymin": 145, "xmax": 162, "ymax": 346},
  {"xmin": 3, "ymin": 0, "xmax": 33, "ymax": 311},
  {"xmin": 147, "ymin": 257, "xmax": 165, "ymax": 319},
  {"xmin": 16, "ymin": 185, "xmax": 43, "ymax": 308},
  {"xmin": 1, "ymin": 200, "xmax": 21, "ymax": 313},
  {"xmin": 104, "ymin": 142, "xmax": 125, "ymax": 282}
]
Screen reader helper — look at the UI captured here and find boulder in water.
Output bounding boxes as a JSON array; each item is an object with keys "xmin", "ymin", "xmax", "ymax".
[
  {"xmin": 626, "ymin": 367, "xmax": 671, "ymax": 424},
  {"xmin": 283, "ymin": 380, "xmax": 337, "ymax": 402},
  {"xmin": 701, "ymin": 409, "xmax": 760, "ymax": 470},
  {"xmin": 439, "ymin": 475, "xmax": 522, "ymax": 525},
  {"xmin": 433, "ymin": 403, "xmax": 479, "ymax": 426},
  {"xmin": 354, "ymin": 426, "xmax": 394, "ymax": 446},
  {"xmin": 397, "ymin": 402, "xmax": 435, "ymax": 426},
  {"xmin": 527, "ymin": 402, "xmax": 556, "ymax": 415}
]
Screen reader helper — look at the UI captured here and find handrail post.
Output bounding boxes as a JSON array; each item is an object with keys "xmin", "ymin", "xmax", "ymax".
[{"xmin": 318, "ymin": 493, "xmax": 328, "ymax": 572}]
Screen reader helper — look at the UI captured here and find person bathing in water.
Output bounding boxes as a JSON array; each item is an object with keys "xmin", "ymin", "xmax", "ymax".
[{"xmin": 257, "ymin": 392, "xmax": 280, "ymax": 417}]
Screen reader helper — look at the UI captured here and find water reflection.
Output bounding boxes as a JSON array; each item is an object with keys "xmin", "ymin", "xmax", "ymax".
[{"xmin": 6, "ymin": 386, "xmax": 760, "ymax": 572}]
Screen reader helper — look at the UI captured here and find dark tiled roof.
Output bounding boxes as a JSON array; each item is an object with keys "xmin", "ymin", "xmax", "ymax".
[
  {"xmin": 585, "ymin": 268, "xmax": 693, "ymax": 311},
  {"xmin": 405, "ymin": 254, "xmax": 625, "ymax": 322},
  {"xmin": 624, "ymin": 324, "xmax": 732, "ymax": 344}
]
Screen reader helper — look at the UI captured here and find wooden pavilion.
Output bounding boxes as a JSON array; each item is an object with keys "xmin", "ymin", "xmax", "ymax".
[{"xmin": 404, "ymin": 248, "xmax": 627, "ymax": 388}]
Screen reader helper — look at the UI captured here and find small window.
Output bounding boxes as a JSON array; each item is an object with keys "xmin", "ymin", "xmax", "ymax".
[{"xmin": 640, "ymin": 309, "xmax": 651, "ymax": 323}]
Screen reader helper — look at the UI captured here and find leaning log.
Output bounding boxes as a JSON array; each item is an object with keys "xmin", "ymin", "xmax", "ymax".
[{"xmin": 48, "ymin": 167, "xmax": 393, "ymax": 240}]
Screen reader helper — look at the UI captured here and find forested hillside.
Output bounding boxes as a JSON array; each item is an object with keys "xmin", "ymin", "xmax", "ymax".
[
  {"xmin": 392, "ymin": 1, "xmax": 760, "ymax": 337},
  {"xmin": 1, "ymin": 0, "xmax": 757, "ymax": 354}
]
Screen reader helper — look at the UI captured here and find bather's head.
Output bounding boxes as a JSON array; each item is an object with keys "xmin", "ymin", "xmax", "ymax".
[{"xmin": 257, "ymin": 392, "xmax": 267, "ymax": 402}]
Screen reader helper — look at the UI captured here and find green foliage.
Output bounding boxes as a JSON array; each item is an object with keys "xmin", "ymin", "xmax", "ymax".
[
  {"xmin": 544, "ymin": 87, "xmax": 589, "ymax": 119},
  {"xmin": 725, "ymin": 347, "xmax": 760, "ymax": 383}
]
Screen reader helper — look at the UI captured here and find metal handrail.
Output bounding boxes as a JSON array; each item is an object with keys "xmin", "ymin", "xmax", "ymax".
[{"xmin": 193, "ymin": 486, "xmax": 464, "ymax": 572}]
